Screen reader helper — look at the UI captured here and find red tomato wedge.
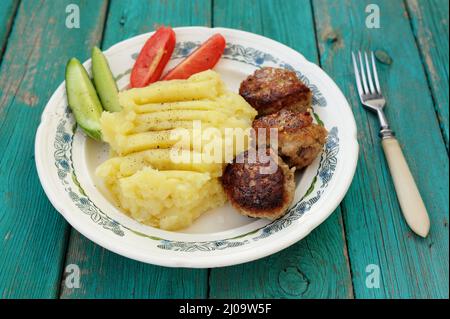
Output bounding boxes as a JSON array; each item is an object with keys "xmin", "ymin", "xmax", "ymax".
[
  {"xmin": 162, "ymin": 34, "xmax": 226, "ymax": 80},
  {"xmin": 130, "ymin": 26, "xmax": 176, "ymax": 88}
]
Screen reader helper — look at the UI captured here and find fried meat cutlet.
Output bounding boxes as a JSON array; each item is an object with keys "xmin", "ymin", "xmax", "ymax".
[
  {"xmin": 252, "ymin": 109, "xmax": 328, "ymax": 169},
  {"xmin": 221, "ymin": 148, "xmax": 295, "ymax": 219},
  {"xmin": 239, "ymin": 67, "xmax": 312, "ymax": 116}
]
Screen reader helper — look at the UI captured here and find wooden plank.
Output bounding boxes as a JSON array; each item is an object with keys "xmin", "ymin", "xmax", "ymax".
[
  {"xmin": 60, "ymin": 230, "xmax": 208, "ymax": 298},
  {"xmin": 406, "ymin": 0, "xmax": 449, "ymax": 149},
  {"xmin": 60, "ymin": 0, "xmax": 212, "ymax": 299},
  {"xmin": 209, "ymin": 0, "xmax": 354, "ymax": 299},
  {"xmin": 0, "ymin": 0, "xmax": 19, "ymax": 60},
  {"xmin": 101, "ymin": 0, "xmax": 212, "ymax": 49},
  {"xmin": 312, "ymin": 0, "xmax": 449, "ymax": 298},
  {"xmin": 209, "ymin": 214, "xmax": 353, "ymax": 298},
  {"xmin": 0, "ymin": 0, "xmax": 108, "ymax": 298}
]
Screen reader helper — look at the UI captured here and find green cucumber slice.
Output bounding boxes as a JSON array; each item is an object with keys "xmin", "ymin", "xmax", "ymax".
[
  {"xmin": 65, "ymin": 58, "xmax": 103, "ymax": 140},
  {"xmin": 92, "ymin": 46, "xmax": 121, "ymax": 112}
]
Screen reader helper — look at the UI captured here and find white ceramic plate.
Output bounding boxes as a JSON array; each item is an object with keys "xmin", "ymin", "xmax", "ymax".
[{"xmin": 35, "ymin": 27, "xmax": 358, "ymax": 268}]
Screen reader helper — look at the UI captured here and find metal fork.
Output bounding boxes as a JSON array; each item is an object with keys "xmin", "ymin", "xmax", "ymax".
[{"xmin": 352, "ymin": 51, "xmax": 430, "ymax": 237}]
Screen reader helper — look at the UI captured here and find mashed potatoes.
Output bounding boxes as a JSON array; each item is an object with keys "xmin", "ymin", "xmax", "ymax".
[{"xmin": 96, "ymin": 71, "xmax": 257, "ymax": 230}]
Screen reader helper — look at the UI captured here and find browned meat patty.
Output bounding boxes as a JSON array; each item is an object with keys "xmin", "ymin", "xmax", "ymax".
[
  {"xmin": 222, "ymin": 148, "xmax": 295, "ymax": 219},
  {"xmin": 239, "ymin": 67, "xmax": 312, "ymax": 116},
  {"xmin": 253, "ymin": 109, "xmax": 328, "ymax": 169}
]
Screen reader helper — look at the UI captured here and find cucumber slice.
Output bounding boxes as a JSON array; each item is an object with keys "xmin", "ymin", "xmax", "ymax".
[
  {"xmin": 65, "ymin": 58, "xmax": 103, "ymax": 140},
  {"xmin": 92, "ymin": 46, "xmax": 121, "ymax": 112}
]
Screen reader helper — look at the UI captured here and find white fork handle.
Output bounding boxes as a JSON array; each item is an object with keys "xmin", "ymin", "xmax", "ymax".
[{"xmin": 381, "ymin": 137, "xmax": 430, "ymax": 237}]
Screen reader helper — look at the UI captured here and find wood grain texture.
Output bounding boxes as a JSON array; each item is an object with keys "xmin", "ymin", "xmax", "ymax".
[
  {"xmin": 0, "ymin": 0, "xmax": 19, "ymax": 60},
  {"xmin": 312, "ymin": 0, "xmax": 449, "ymax": 298},
  {"xmin": 209, "ymin": 0, "xmax": 354, "ymax": 299},
  {"xmin": 60, "ymin": 230, "xmax": 208, "ymax": 299},
  {"xmin": 60, "ymin": 0, "xmax": 212, "ymax": 299},
  {"xmin": 406, "ymin": 0, "xmax": 449, "ymax": 149},
  {"xmin": 0, "ymin": 0, "xmax": 108, "ymax": 298},
  {"xmin": 102, "ymin": 0, "xmax": 211, "ymax": 49}
]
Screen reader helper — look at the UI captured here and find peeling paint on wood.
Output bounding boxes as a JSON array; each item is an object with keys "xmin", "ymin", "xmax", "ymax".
[
  {"xmin": 313, "ymin": 0, "xmax": 449, "ymax": 299},
  {"xmin": 0, "ymin": 0, "xmax": 108, "ymax": 299},
  {"xmin": 406, "ymin": 0, "xmax": 449, "ymax": 149}
]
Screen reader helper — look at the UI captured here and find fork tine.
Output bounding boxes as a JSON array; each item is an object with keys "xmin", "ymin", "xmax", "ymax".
[
  {"xmin": 371, "ymin": 51, "xmax": 381, "ymax": 94},
  {"xmin": 364, "ymin": 52, "xmax": 375, "ymax": 94},
  {"xmin": 358, "ymin": 51, "xmax": 369, "ymax": 94},
  {"xmin": 352, "ymin": 51, "xmax": 365, "ymax": 97}
]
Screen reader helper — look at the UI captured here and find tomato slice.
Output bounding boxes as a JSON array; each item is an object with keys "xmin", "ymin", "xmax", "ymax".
[
  {"xmin": 130, "ymin": 26, "xmax": 176, "ymax": 88},
  {"xmin": 162, "ymin": 34, "xmax": 226, "ymax": 80}
]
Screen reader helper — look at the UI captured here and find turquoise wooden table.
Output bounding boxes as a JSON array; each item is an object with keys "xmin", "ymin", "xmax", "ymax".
[{"xmin": 0, "ymin": 0, "xmax": 448, "ymax": 299}]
